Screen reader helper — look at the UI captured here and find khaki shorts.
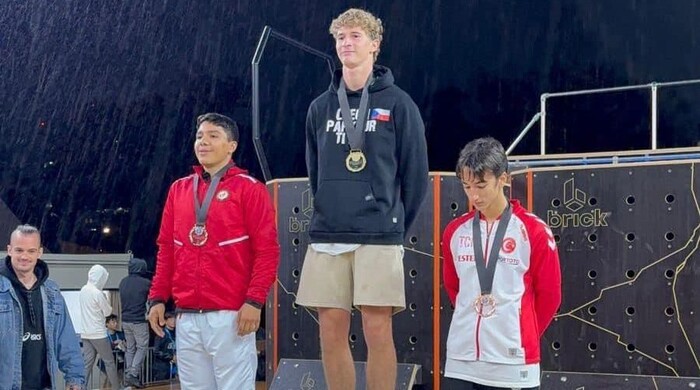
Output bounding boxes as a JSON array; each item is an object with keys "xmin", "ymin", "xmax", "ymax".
[{"xmin": 296, "ymin": 245, "xmax": 406, "ymax": 314}]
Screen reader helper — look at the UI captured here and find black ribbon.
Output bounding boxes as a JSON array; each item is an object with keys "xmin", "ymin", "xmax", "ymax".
[
  {"xmin": 193, "ymin": 161, "xmax": 234, "ymax": 226},
  {"xmin": 337, "ymin": 77, "xmax": 372, "ymax": 151},
  {"xmin": 472, "ymin": 205, "xmax": 512, "ymax": 295}
]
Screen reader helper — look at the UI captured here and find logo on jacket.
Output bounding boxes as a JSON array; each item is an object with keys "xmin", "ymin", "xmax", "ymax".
[
  {"xmin": 22, "ymin": 332, "xmax": 42, "ymax": 342},
  {"xmin": 458, "ymin": 235, "xmax": 473, "ymax": 248},
  {"xmin": 501, "ymin": 237, "xmax": 516, "ymax": 254},
  {"xmin": 370, "ymin": 108, "xmax": 391, "ymax": 122},
  {"xmin": 216, "ymin": 190, "xmax": 229, "ymax": 201},
  {"xmin": 326, "ymin": 108, "xmax": 379, "ymax": 145},
  {"xmin": 548, "ymin": 178, "xmax": 610, "ymax": 229},
  {"xmin": 457, "ymin": 254, "xmax": 475, "ymax": 262}
]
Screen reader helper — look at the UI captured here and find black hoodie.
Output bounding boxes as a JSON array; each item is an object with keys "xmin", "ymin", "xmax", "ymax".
[
  {"xmin": 305, "ymin": 65, "xmax": 429, "ymax": 244},
  {"xmin": 118, "ymin": 258, "xmax": 151, "ymax": 323},
  {"xmin": 0, "ymin": 257, "xmax": 52, "ymax": 390}
]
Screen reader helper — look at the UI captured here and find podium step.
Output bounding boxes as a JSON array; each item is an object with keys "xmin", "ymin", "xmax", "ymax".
[{"xmin": 270, "ymin": 359, "xmax": 422, "ymax": 389}]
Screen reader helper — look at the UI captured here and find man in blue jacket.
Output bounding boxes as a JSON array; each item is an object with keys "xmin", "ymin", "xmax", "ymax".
[{"xmin": 0, "ymin": 224, "xmax": 84, "ymax": 390}]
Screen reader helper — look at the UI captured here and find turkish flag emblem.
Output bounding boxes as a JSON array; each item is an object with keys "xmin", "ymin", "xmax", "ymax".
[{"xmin": 502, "ymin": 238, "xmax": 516, "ymax": 254}]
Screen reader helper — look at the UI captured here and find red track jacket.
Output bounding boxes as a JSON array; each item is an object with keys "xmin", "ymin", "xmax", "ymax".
[{"xmin": 149, "ymin": 164, "xmax": 279, "ymax": 311}]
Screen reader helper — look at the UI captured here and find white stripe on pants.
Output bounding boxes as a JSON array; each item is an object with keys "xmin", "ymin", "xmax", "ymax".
[{"xmin": 176, "ymin": 310, "xmax": 257, "ymax": 390}]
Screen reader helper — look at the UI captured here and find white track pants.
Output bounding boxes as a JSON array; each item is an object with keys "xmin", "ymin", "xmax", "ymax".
[{"xmin": 176, "ymin": 310, "xmax": 257, "ymax": 390}]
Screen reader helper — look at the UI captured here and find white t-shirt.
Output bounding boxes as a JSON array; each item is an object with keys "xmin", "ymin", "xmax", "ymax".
[{"xmin": 311, "ymin": 243, "xmax": 361, "ymax": 255}]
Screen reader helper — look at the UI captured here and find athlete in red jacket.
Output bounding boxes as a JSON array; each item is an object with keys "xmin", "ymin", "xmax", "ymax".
[
  {"xmin": 442, "ymin": 137, "xmax": 561, "ymax": 390},
  {"xmin": 147, "ymin": 113, "xmax": 279, "ymax": 389}
]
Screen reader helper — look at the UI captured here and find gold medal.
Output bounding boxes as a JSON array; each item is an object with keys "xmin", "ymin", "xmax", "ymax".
[
  {"xmin": 345, "ymin": 149, "xmax": 367, "ymax": 172},
  {"xmin": 473, "ymin": 294, "xmax": 497, "ymax": 318},
  {"xmin": 189, "ymin": 224, "xmax": 208, "ymax": 246}
]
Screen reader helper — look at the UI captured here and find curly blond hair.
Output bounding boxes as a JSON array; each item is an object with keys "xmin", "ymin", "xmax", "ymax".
[{"xmin": 329, "ymin": 8, "xmax": 383, "ymax": 61}]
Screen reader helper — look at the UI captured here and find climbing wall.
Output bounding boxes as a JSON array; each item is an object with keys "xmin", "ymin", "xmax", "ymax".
[
  {"xmin": 511, "ymin": 160, "xmax": 700, "ymax": 385},
  {"xmin": 267, "ymin": 161, "xmax": 700, "ymax": 389}
]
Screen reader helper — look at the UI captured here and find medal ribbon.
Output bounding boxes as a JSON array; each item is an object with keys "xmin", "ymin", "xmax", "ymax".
[
  {"xmin": 337, "ymin": 76, "xmax": 372, "ymax": 151},
  {"xmin": 472, "ymin": 204, "xmax": 512, "ymax": 295},
  {"xmin": 193, "ymin": 161, "xmax": 234, "ymax": 227}
]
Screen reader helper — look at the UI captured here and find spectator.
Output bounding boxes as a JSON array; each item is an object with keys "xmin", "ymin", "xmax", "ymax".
[
  {"xmin": 119, "ymin": 257, "xmax": 151, "ymax": 388},
  {"xmin": 99, "ymin": 314, "xmax": 126, "ymax": 387},
  {"xmin": 0, "ymin": 224, "xmax": 84, "ymax": 389},
  {"xmin": 152, "ymin": 312, "xmax": 177, "ymax": 381},
  {"xmin": 80, "ymin": 264, "xmax": 122, "ymax": 389}
]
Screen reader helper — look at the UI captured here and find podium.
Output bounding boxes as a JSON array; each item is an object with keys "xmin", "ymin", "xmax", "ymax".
[{"xmin": 270, "ymin": 359, "xmax": 422, "ymax": 390}]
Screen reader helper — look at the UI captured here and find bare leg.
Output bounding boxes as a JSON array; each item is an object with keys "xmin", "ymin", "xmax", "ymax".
[
  {"xmin": 318, "ymin": 308, "xmax": 355, "ymax": 390},
  {"xmin": 361, "ymin": 306, "xmax": 396, "ymax": 390}
]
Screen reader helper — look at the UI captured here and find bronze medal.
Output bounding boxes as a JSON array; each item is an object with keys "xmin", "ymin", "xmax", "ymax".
[
  {"xmin": 471, "ymin": 205, "xmax": 512, "ymax": 319},
  {"xmin": 473, "ymin": 293, "xmax": 497, "ymax": 318},
  {"xmin": 189, "ymin": 224, "xmax": 208, "ymax": 246}
]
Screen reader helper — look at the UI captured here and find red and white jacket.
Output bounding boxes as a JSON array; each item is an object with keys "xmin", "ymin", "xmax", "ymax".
[
  {"xmin": 442, "ymin": 200, "xmax": 561, "ymax": 365},
  {"xmin": 149, "ymin": 164, "xmax": 280, "ymax": 311}
]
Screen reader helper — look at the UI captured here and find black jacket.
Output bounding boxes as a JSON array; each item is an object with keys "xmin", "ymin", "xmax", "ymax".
[
  {"xmin": 118, "ymin": 258, "xmax": 151, "ymax": 323},
  {"xmin": 305, "ymin": 65, "xmax": 429, "ymax": 244}
]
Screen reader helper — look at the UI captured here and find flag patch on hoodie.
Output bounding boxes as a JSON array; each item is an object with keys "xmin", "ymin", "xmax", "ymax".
[{"xmin": 370, "ymin": 108, "xmax": 391, "ymax": 122}]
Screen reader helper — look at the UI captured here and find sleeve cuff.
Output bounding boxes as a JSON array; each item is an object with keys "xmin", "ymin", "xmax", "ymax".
[
  {"xmin": 147, "ymin": 299, "xmax": 166, "ymax": 308},
  {"xmin": 245, "ymin": 299, "xmax": 263, "ymax": 309}
]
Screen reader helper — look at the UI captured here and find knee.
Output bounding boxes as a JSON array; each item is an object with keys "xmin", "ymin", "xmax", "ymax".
[
  {"xmin": 361, "ymin": 309, "xmax": 393, "ymax": 349},
  {"xmin": 319, "ymin": 322, "xmax": 348, "ymax": 349},
  {"xmin": 318, "ymin": 310, "xmax": 350, "ymax": 349}
]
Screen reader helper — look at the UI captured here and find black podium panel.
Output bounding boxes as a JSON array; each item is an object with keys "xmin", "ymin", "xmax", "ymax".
[
  {"xmin": 541, "ymin": 371, "xmax": 700, "ymax": 389},
  {"xmin": 513, "ymin": 162, "xmax": 700, "ymax": 378}
]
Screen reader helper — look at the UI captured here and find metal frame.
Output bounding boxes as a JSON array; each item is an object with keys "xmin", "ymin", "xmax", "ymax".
[
  {"xmin": 507, "ymin": 78, "xmax": 700, "ymax": 156},
  {"xmin": 251, "ymin": 26, "xmax": 336, "ymax": 182}
]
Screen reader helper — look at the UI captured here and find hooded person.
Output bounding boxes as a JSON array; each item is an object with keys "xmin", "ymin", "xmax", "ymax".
[
  {"xmin": 79, "ymin": 264, "xmax": 123, "ymax": 389},
  {"xmin": 119, "ymin": 258, "xmax": 151, "ymax": 388}
]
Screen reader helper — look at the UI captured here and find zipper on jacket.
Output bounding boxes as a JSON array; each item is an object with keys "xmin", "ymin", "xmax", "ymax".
[
  {"xmin": 196, "ymin": 246, "xmax": 202, "ymax": 311},
  {"xmin": 475, "ymin": 315, "xmax": 482, "ymax": 360},
  {"xmin": 194, "ymin": 178, "xmax": 206, "ymax": 311},
  {"xmin": 475, "ymin": 219, "xmax": 495, "ymax": 361}
]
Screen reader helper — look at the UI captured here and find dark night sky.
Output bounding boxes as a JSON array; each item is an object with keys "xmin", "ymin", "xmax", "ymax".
[{"xmin": 1, "ymin": 1, "xmax": 699, "ymax": 257}]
